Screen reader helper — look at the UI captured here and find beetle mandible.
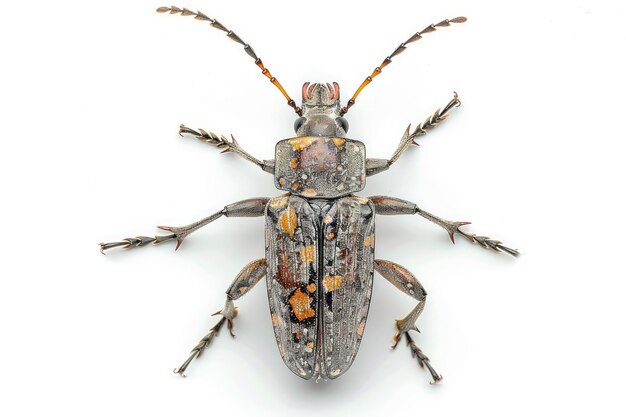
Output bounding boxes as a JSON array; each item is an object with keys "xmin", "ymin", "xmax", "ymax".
[{"xmin": 100, "ymin": 6, "xmax": 518, "ymax": 383}]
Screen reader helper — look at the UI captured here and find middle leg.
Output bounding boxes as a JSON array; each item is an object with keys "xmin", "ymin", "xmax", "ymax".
[
  {"xmin": 374, "ymin": 259, "xmax": 442, "ymax": 384},
  {"xmin": 99, "ymin": 197, "xmax": 269, "ymax": 253},
  {"xmin": 371, "ymin": 196, "xmax": 519, "ymax": 256}
]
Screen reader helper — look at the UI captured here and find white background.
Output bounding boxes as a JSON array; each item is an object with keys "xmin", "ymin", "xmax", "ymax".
[{"xmin": 1, "ymin": 0, "xmax": 625, "ymax": 415}]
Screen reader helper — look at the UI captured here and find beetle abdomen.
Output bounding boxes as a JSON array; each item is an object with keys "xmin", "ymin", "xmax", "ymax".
[{"xmin": 265, "ymin": 195, "xmax": 375, "ymax": 380}]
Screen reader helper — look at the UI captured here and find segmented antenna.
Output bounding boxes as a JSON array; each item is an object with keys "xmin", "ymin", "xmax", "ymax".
[
  {"xmin": 341, "ymin": 16, "xmax": 467, "ymax": 115},
  {"xmin": 157, "ymin": 6, "xmax": 301, "ymax": 115}
]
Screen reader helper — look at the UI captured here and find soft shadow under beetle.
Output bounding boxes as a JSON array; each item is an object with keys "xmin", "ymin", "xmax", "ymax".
[{"xmin": 100, "ymin": 6, "xmax": 518, "ymax": 383}]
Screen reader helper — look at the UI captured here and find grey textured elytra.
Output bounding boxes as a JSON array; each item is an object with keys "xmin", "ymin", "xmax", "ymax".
[
  {"xmin": 264, "ymin": 195, "xmax": 375, "ymax": 379},
  {"xmin": 99, "ymin": 6, "xmax": 518, "ymax": 384}
]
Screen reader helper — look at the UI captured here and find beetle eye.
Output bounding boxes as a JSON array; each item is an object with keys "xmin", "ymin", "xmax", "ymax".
[
  {"xmin": 336, "ymin": 117, "xmax": 349, "ymax": 134},
  {"xmin": 294, "ymin": 117, "xmax": 306, "ymax": 133}
]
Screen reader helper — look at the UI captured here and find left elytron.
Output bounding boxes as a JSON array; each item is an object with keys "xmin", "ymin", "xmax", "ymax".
[{"xmin": 100, "ymin": 6, "xmax": 518, "ymax": 383}]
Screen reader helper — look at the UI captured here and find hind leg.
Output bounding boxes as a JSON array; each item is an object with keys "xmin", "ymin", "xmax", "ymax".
[
  {"xmin": 374, "ymin": 259, "xmax": 442, "ymax": 384},
  {"xmin": 173, "ymin": 259, "xmax": 267, "ymax": 377}
]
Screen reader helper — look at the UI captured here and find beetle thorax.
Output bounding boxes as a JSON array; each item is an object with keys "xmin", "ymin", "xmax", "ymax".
[{"xmin": 275, "ymin": 82, "xmax": 363, "ymax": 198}]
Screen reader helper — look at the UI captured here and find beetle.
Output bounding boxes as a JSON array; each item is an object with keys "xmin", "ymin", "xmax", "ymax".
[{"xmin": 100, "ymin": 6, "xmax": 518, "ymax": 383}]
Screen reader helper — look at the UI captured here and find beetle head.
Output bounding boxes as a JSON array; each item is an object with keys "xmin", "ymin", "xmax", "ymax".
[{"xmin": 294, "ymin": 82, "xmax": 349, "ymax": 138}]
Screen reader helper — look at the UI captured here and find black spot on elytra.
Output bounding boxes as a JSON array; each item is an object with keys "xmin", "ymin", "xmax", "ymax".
[{"xmin": 325, "ymin": 292, "xmax": 333, "ymax": 312}]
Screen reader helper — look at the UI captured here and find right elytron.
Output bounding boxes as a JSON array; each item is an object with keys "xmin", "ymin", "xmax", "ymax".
[{"xmin": 100, "ymin": 7, "xmax": 518, "ymax": 384}]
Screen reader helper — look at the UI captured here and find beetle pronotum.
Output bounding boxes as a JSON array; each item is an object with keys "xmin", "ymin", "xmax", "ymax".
[{"xmin": 100, "ymin": 6, "xmax": 518, "ymax": 384}]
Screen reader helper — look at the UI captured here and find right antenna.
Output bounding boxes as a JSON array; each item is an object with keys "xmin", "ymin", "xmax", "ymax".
[{"xmin": 341, "ymin": 16, "xmax": 467, "ymax": 115}]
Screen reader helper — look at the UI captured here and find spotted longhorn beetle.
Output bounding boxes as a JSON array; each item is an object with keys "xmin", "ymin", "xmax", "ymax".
[{"xmin": 100, "ymin": 6, "xmax": 518, "ymax": 383}]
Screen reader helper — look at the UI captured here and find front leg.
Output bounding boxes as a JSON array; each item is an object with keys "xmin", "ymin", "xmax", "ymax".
[
  {"xmin": 370, "ymin": 196, "xmax": 519, "ymax": 256},
  {"xmin": 99, "ymin": 197, "xmax": 269, "ymax": 253},
  {"xmin": 366, "ymin": 92, "xmax": 461, "ymax": 176},
  {"xmin": 178, "ymin": 125, "xmax": 274, "ymax": 173}
]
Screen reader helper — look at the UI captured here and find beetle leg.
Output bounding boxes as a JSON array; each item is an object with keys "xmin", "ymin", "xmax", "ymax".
[
  {"xmin": 414, "ymin": 207, "xmax": 520, "ymax": 256},
  {"xmin": 99, "ymin": 197, "xmax": 269, "ymax": 253},
  {"xmin": 403, "ymin": 332, "xmax": 441, "ymax": 385},
  {"xmin": 173, "ymin": 298, "xmax": 237, "ymax": 377},
  {"xmin": 366, "ymin": 93, "xmax": 461, "ymax": 176},
  {"xmin": 374, "ymin": 259, "xmax": 442, "ymax": 384},
  {"xmin": 370, "ymin": 196, "xmax": 519, "ymax": 256},
  {"xmin": 178, "ymin": 125, "xmax": 274, "ymax": 173},
  {"xmin": 173, "ymin": 258, "xmax": 267, "ymax": 377}
]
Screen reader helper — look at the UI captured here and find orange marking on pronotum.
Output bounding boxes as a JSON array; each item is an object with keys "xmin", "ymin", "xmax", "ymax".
[
  {"xmin": 301, "ymin": 188, "xmax": 317, "ymax": 197},
  {"xmin": 288, "ymin": 136, "xmax": 314, "ymax": 151},
  {"xmin": 289, "ymin": 288, "xmax": 315, "ymax": 321},
  {"xmin": 332, "ymin": 137, "xmax": 346, "ymax": 150}
]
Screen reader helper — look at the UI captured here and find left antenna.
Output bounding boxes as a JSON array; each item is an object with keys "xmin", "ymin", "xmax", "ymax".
[{"xmin": 157, "ymin": 6, "xmax": 301, "ymax": 115}]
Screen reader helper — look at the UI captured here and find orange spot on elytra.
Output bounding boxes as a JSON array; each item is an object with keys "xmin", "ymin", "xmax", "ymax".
[
  {"xmin": 289, "ymin": 288, "xmax": 315, "ymax": 321},
  {"xmin": 323, "ymin": 275, "xmax": 343, "ymax": 292},
  {"xmin": 364, "ymin": 234, "xmax": 375, "ymax": 247},
  {"xmin": 271, "ymin": 314, "xmax": 281, "ymax": 325},
  {"xmin": 357, "ymin": 321, "xmax": 365, "ymax": 337},
  {"xmin": 307, "ymin": 283, "xmax": 316, "ymax": 293},
  {"xmin": 279, "ymin": 207, "xmax": 298, "ymax": 238},
  {"xmin": 328, "ymin": 232, "xmax": 335, "ymax": 239},
  {"xmin": 269, "ymin": 196, "xmax": 288, "ymax": 208},
  {"xmin": 292, "ymin": 182, "xmax": 300, "ymax": 190},
  {"xmin": 299, "ymin": 245, "xmax": 316, "ymax": 263},
  {"xmin": 290, "ymin": 158, "xmax": 298, "ymax": 168}
]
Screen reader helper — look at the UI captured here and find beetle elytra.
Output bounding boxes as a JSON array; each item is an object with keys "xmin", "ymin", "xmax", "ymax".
[{"xmin": 100, "ymin": 6, "xmax": 518, "ymax": 383}]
